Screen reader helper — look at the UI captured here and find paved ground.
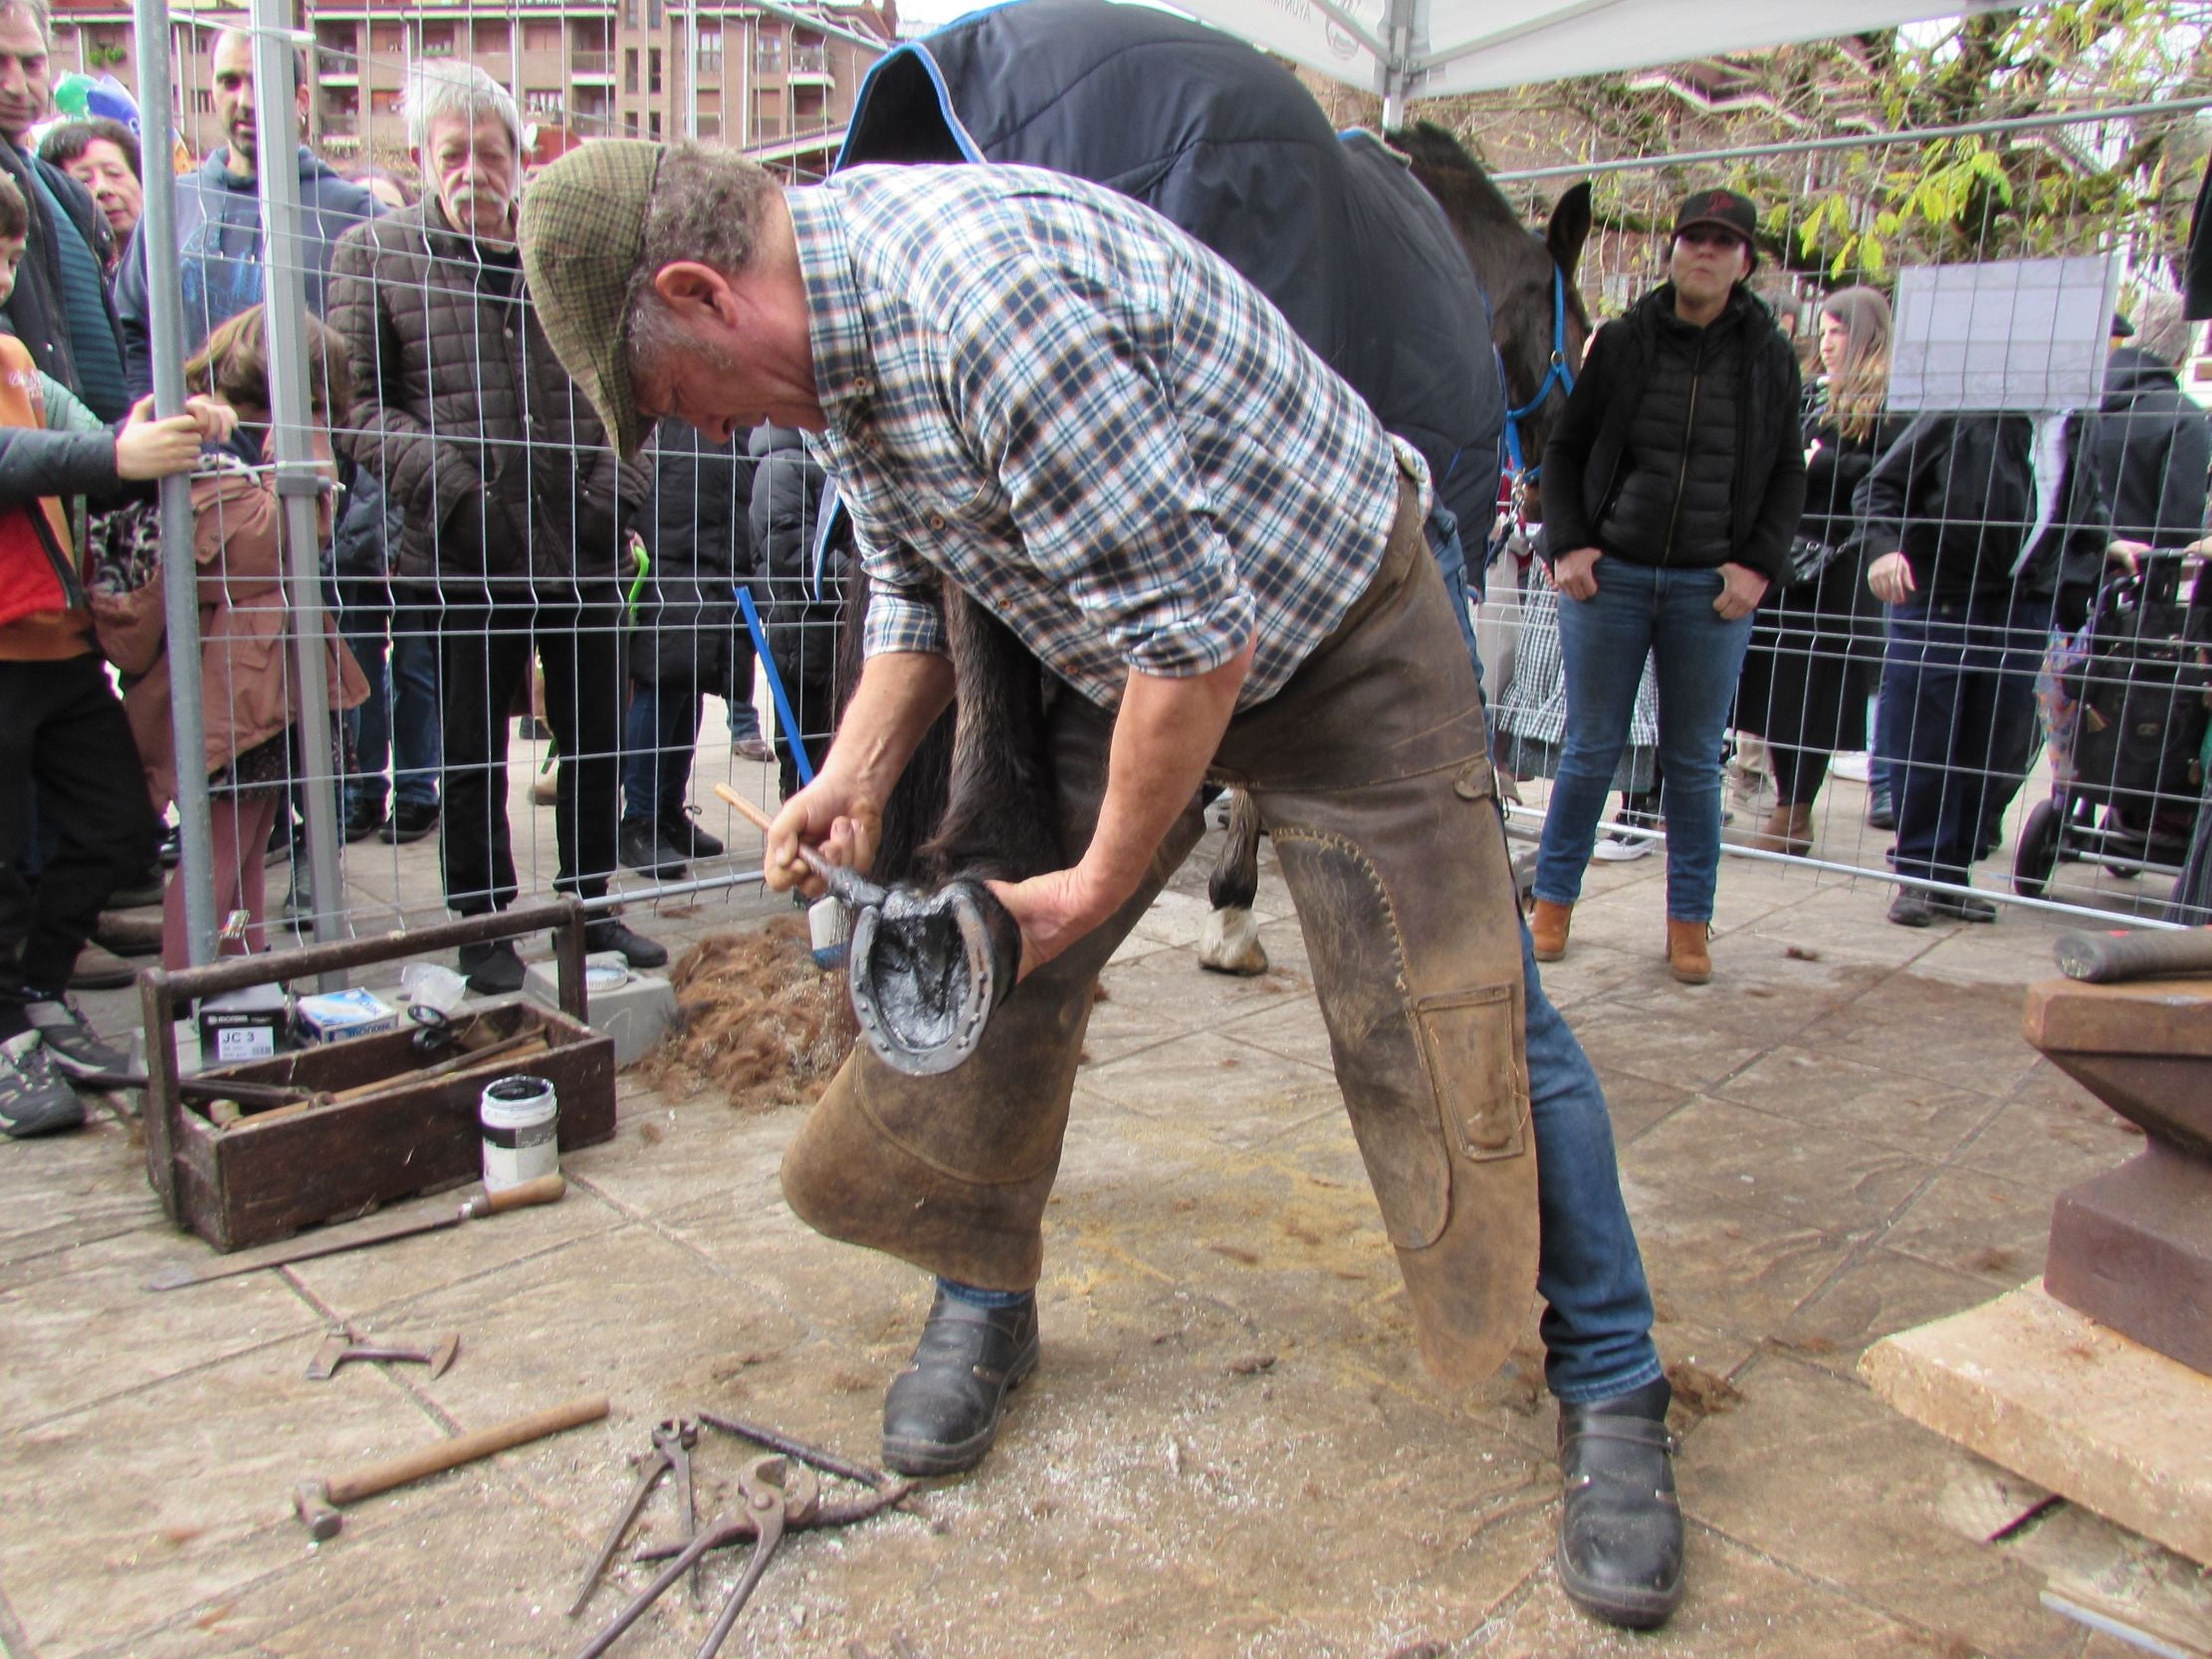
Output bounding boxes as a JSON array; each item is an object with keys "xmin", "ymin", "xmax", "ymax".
[{"xmin": 0, "ymin": 739, "xmax": 2193, "ymax": 1659}]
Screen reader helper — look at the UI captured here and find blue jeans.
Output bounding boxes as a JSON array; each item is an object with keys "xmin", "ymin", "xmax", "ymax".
[
  {"xmin": 1521, "ymin": 916, "xmax": 1665, "ymax": 1400},
  {"xmin": 623, "ymin": 681, "xmax": 704, "ymax": 825},
  {"xmin": 1427, "ymin": 505, "xmax": 1480, "ymax": 669},
  {"xmin": 1880, "ymin": 595, "xmax": 2044, "ymax": 887},
  {"xmin": 342, "ymin": 601, "xmax": 441, "ymax": 817},
  {"xmin": 1534, "ymin": 561, "xmax": 1755, "ymax": 922}
]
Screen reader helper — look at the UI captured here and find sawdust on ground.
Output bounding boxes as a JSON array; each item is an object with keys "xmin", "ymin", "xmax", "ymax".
[{"xmin": 636, "ymin": 916, "xmax": 855, "ymax": 1110}]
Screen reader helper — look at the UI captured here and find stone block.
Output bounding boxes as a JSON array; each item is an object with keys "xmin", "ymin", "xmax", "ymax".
[
  {"xmin": 522, "ymin": 953, "xmax": 676, "ymax": 1070},
  {"xmin": 1862, "ymin": 1280, "xmax": 2212, "ymax": 1566}
]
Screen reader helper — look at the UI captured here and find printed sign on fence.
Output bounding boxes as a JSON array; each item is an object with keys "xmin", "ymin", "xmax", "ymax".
[{"xmin": 1887, "ymin": 254, "xmax": 2122, "ymax": 413}]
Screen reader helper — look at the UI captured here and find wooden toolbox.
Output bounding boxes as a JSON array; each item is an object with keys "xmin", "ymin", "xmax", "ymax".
[{"xmin": 139, "ymin": 902, "xmax": 617, "ymax": 1252}]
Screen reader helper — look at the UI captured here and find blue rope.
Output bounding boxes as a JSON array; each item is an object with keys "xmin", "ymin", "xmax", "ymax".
[{"xmin": 1500, "ymin": 266, "xmax": 1577, "ymax": 487}]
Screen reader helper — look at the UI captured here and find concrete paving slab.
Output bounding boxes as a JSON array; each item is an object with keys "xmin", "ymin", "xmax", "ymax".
[
  {"xmin": 1681, "ymin": 1353, "xmax": 2084, "ymax": 1657},
  {"xmin": 1775, "ymin": 1243, "xmax": 2012, "ymax": 1377},
  {"xmin": 1622, "ymin": 1095, "xmax": 1932, "ymax": 1236},
  {"xmin": 1460, "ymin": 1524, "xmax": 1941, "ymax": 1656},
  {"xmin": 0, "ymin": 1223, "xmax": 324, "ymax": 1431},
  {"xmin": 0, "ymin": 1347, "xmax": 451, "ymax": 1659},
  {"xmin": 1708, "ymin": 1042, "xmax": 2004, "ymax": 1156},
  {"xmin": 1865, "ymin": 1282, "xmax": 2212, "ymax": 1570},
  {"xmin": 1881, "ymin": 1163, "xmax": 2064, "ymax": 1290}
]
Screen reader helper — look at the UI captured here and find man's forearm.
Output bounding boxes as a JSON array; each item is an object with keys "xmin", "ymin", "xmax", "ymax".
[
  {"xmin": 1077, "ymin": 638, "xmax": 1254, "ymax": 916},
  {"xmin": 822, "ymin": 649, "xmax": 958, "ymax": 802}
]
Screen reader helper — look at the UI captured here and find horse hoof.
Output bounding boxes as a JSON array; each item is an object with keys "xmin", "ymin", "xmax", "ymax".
[{"xmin": 1198, "ymin": 906, "xmax": 1268, "ymax": 975}]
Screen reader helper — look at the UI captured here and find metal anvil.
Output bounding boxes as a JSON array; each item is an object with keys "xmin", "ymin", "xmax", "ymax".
[{"xmin": 2025, "ymin": 975, "xmax": 2212, "ymax": 1375}]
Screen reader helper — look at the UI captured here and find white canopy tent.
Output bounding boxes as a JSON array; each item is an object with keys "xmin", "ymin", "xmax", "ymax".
[{"xmin": 1169, "ymin": 0, "xmax": 2024, "ymax": 120}]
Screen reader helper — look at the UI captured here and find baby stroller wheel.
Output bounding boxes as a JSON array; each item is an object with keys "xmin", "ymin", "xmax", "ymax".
[{"xmin": 2013, "ymin": 798, "xmax": 2064, "ymax": 899}]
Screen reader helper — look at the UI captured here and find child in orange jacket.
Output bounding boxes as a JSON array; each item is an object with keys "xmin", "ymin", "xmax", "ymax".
[{"xmin": 0, "ymin": 172, "xmax": 231, "ymax": 1133}]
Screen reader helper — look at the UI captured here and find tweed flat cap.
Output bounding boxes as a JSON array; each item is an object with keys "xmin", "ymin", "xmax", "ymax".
[{"xmin": 518, "ymin": 139, "xmax": 665, "ymax": 460}]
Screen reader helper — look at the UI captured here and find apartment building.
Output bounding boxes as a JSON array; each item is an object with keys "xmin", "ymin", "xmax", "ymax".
[{"xmin": 49, "ymin": 0, "xmax": 895, "ymax": 176}]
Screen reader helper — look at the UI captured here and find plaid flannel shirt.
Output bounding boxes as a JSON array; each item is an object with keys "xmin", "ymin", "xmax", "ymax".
[{"xmin": 792, "ymin": 164, "xmax": 1423, "ymax": 712}]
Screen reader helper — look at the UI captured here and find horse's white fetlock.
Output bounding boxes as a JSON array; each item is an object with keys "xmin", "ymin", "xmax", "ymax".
[{"xmin": 1198, "ymin": 906, "xmax": 1268, "ymax": 975}]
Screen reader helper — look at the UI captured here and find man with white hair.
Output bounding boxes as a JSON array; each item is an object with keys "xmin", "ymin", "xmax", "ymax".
[
  {"xmin": 112, "ymin": 23, "xmax": 378, "ymax": 396},
  {"xmin": 328, "ymin": 62, "xmax": 661, "ymax": 989}
]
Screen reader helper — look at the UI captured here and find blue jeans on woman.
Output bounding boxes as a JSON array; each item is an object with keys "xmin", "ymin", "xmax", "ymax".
[{"xmin": 1533, "ymin": 560, "xmax": 1756, "ymax": 923}]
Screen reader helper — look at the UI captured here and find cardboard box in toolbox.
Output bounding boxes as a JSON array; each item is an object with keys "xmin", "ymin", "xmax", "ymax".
[
  {"xmin": 162, "ymin": 996, "xmax": 614, "ymax": 1252},
  {"xmin": 197, "ymin": 983, "xmax": 291, "ymax": 1063},
  {"xmin": 296, "ymin": 987, "xmax": 401, "ymax": 1045}
]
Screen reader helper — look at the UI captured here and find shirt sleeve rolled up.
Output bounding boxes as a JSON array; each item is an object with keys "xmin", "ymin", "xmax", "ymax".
[{"xmin": 858, "ymin": 532, "xmax": 950, "ymax": 661}]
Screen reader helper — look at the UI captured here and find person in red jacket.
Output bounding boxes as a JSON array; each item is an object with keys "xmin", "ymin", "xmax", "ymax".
[{"xmin": 0, "ymin": 172, "xmax": 230, "ymax": 1135}]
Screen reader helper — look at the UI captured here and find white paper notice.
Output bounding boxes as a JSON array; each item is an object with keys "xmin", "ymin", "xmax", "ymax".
[{"xmin": 1887, "ymin": 255, "xmax": 2121, "ymax": 414}]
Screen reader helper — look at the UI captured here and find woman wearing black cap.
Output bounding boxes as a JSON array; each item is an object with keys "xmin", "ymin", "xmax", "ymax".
[{"xmin": 1528, "ymin": 188, "xmax": 1808, "ymax": 983}]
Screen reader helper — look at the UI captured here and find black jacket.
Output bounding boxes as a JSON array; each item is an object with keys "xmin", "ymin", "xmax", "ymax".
[
  {"xmin": 1859, "ymin": 411, "xmax": 2110, "ymax": 603},
  {"xmin": 749, "ymin": 426, "xmax": 845, "ymax": 686},
  {"xmin": 1540, "ymin": 284, "xmax": 1806, "ymax": 585},
  {"xmin": 0, "ymin": 147, "xmax": 123, "ymax": 419},
  {"xmin": 2091, "ymin": 348, "xmax": 2211, "ymax": 548},
  {"xmin": 836, "ymin": 0, "xmax": 1505, "ymax": 532},
  {"xmin": 1800, "ymin": 408, "xmax": 1901, "ymax": 555},
  {"xmin": 630, "ymin": 420, "xmax": 754, "ymax": 686}
]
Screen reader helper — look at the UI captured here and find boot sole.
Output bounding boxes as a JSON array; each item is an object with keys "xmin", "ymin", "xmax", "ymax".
[
  {"xmin": 881, "ymin": 1334, "xmax": 1041, "ymax": 1477},
  {"xmin": 1556, "ymin": 1538, "xmax": 1683, "ymax": 1631}
]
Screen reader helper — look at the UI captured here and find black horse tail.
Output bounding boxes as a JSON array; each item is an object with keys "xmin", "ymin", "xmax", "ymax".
[
  {"xmin": 1205, "ymin": 788, "xmax": 1264, "ymax": 913},
  {"xmin": 834, "ymin": 569, "xmax": 1063, "ymax": 889}
]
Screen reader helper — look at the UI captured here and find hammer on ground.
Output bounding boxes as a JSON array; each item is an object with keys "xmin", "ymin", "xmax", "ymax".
[{"xmin": 293, "ymin": 1395, "xmax": 608, "ymax": 1541}]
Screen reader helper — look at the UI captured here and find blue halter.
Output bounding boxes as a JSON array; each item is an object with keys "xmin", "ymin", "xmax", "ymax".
[{"xmin": 1499, "ymin": 266, "xmax": 1577, "ymax": 487}]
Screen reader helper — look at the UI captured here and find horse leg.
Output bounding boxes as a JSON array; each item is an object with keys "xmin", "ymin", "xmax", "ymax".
[{"xmin": 1198, "ymin": 787, "xmax": 1269, "ymax": 975}]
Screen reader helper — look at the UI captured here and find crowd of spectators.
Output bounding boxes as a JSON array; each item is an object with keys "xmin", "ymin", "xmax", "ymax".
[
  {"xmin": 1508, "ymin": 189, "xmax": 2211, "ymax": 968},
  {"xmin": 0, "ymin": 37, "xmax": 844, "ymax": 1137}
]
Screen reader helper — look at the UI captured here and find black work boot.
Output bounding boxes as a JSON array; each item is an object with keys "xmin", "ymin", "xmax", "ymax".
[
  {"xmin": 1556, "ymin": 1375, "xmax": 1683, "ymax": 1630},
  {"xmin": 881, "ymin": 1287, "xmax": 1040, "ymax": 1477}
]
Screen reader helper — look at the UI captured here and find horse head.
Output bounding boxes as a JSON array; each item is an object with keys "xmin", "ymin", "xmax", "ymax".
[{"xmin": 1390, "ymin": 122, "xmax": 1592, "ymax": 475}]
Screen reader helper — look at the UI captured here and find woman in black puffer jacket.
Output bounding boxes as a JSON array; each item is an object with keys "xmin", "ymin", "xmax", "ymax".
[{"xmin": 1531, "ymin": 190, "xmax": 1806, "ymax": 985}]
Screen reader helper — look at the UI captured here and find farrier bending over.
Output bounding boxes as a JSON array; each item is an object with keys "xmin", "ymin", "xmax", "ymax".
[{"xmin": 520, "ymin": 142, "xmax": 1685, "ymax": 1632}]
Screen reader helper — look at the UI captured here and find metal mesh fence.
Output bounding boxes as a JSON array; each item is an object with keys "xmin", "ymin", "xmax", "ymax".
[
  {"xmin": 1479, "ymin": 105, "xmax": 2210, "ymax": 930},
  {"xmin": 105, "ymin": 12, "xmax": 2212, "ymax": 988},
  {"xmin": 109, "ymin": 4, "xmax": 861, "ymax": 982}
]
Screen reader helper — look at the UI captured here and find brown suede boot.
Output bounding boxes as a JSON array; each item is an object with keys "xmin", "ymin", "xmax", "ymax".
[
  {"xmin": 1747, "ymin": 803, "xmax": 1814, "ymax": 856},
  {"xmin": 1530, "ymin": 899, "xmax": 1573, "ymax": 961},
  {"xmin": 1665, "ymin": 919, "xmax": 1712, "ymax": 984}
]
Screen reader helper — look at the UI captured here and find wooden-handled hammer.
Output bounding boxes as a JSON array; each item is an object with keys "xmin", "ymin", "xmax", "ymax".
[{"xmin": 293, "ymin": 1395, "xmax": 609, "ymax": 1540}]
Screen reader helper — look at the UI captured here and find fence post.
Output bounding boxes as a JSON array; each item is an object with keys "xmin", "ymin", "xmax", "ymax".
[
  {"xmin": 248, "ymin": 0, "xmax": 347, "ymax": 971},
  {"xmin": 129, "ymin": 0, "xmax": 217, "ymax": 967}
]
